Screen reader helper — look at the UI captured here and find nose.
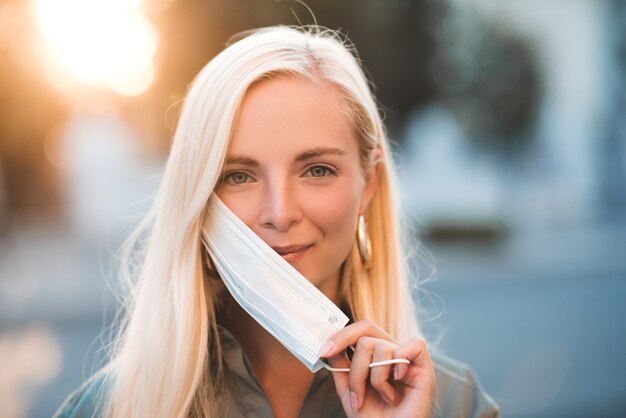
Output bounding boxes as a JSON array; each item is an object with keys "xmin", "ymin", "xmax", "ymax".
[{"xmin": 259, "ymin": 177, "xmax": 302, "ymax": 232}]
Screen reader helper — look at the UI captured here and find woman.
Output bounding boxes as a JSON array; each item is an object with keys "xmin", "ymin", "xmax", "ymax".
[{"xmin": 55, "ymin": 26, "xmax": 499, "ymax": 418}]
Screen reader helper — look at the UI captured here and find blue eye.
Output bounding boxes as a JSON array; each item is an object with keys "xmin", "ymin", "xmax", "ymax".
[
  {"xmin": 223, "ymin": 172, "xmax": 251, "ymax": 184},
  {"xmin": 307, "ymin": 166, "xmax": 335, "ymax": 177}
]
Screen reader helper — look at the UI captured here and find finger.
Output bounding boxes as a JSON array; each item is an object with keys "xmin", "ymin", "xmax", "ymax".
[
  {"xmin": 348, "ymin": 336, "xmax": 378, "ymax": 410},
  {"xmin": 319, "ymin": 319, "xmax": 395, "ymax": 358},
  {"xmin": 327, "ymin": 352, "xmax": 351, "ymax": 393},
  {"xmin": 370, "ymin": 341, "xmax": 397, "ymax": 405},
  {"xmin": 326, "ymin": 352, "xmax": 353, "ymax": 413},
  {"xmin": 394, "ymin": 337, "xmax": 436, "ymax": 393}
]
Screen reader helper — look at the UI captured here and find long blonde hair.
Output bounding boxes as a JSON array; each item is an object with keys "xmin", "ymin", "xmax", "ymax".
[{"xmin": 102, "ymin": 25, "xmax": 420, "ymax": 418}]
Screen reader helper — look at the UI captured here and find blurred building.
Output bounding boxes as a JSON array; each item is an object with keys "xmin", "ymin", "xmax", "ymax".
[{"xmin": 0, "ymin": 1, "xmax": 624, "ymax": 417}]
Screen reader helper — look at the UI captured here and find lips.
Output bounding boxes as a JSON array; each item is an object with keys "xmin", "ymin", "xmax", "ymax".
[
  {"xmin": 271, "ymin": 244, "xmax": 313, "ymax": 262},
  {"xmin": 271, "ymin": 244, "xmax": 313, "ymax": 255}
]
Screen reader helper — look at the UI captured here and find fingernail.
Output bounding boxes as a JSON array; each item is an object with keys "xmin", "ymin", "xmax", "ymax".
[
  {"xmin": 381, "ymin": 392, "xmax": 395, "ymax": 405},
  {"xmin": 349, "ymin": 391, "xmax": 359, "ymax": 411},
  {"xmin": 395, "ymin": 363, "xmax": 407, "ymax": 380},
  {"xmin": 319, "ymin": 341, "xmax": 334, "ymax": 357}
]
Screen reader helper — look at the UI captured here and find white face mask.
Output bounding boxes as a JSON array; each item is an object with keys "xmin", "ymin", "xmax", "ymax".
[{"xmin": 202, "ymin": 193, "xmax": 349, "ymax": 372}]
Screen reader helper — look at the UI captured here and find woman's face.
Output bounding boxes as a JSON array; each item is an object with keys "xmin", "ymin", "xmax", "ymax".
[{"xmin": 216, "ymin": 77, "xmax": 379, "ymax": 301}]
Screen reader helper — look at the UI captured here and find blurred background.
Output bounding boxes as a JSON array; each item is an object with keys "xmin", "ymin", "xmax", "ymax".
[{"xmin": 1, "ymin": 0, "xmax": 625, "ymax": 417}]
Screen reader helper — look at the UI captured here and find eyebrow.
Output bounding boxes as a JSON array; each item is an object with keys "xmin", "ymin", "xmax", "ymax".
[
  {"xmin": 224, "ymin": 155, "xmax": 259, "ymax": 166},
  {"xmin": 224, "ymin": 147, "xmax": 347, "ymax": 166},
  {"xmin": 295, "ymin": 147, "xmax": 347, "ymax": 161}
]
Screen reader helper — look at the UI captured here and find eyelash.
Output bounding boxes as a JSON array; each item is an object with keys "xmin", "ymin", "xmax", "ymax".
[
  {"xmin": 221, "ymin": 171, "xmax": 254, "ymax": 185},
  {"xmin": 305, "ymin": 165, "xmax": 337, "ymax": 178},
  {"xmin": 220, "ymin": 165, "xmax": 337, "ymax": 185}
]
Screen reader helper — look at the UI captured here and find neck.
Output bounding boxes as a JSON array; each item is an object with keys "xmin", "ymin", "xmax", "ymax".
[
  {"xmin": 225, "ymin": 297, "xmax": 294, "ymax": 368},
  {"xmin": 222, "ymin": 269, "xmax": 342, "ymax": 376}
]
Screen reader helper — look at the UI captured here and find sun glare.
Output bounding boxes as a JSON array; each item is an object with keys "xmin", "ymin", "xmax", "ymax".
[{"xmin": 34, "ymin": 0, "xmax": 158, "ymax": 96}]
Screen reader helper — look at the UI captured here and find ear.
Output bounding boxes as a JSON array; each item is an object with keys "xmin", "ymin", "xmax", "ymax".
[{"xmin": 359, "ymin": 147, "xmax": 383, "ymax": 214}]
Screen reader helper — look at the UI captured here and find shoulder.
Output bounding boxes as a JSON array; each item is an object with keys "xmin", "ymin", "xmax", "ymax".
[
  {"xmin": 53, "ymin": 372, "xmax": 109, "ymax": 418},
  {"xmin": 430, "ymin": 351, "xmax": 501, "ymax": 418}
]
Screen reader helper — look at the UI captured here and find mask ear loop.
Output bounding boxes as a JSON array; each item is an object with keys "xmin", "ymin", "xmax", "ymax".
[
  {"xmin": 321, "ymin": 345, "xmax": 410, "ymax": 372},
  {"xmin": 323, "ymin": 358, "xmax": 410, "ymax": 372}
]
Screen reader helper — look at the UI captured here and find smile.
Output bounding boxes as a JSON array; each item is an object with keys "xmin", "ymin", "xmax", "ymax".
[{"xmin": 271, "ymin": 244, "xmax": 314, "ymax": 262}]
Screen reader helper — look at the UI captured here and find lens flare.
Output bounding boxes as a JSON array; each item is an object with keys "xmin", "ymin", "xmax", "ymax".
[{"xmin": 34, "ymin": 0, "xmax": 158, "ymax": 96}]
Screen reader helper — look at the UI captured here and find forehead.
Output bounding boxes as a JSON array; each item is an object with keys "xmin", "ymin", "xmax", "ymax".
[{"xmin": 228, "ymin": 76, "xmax": 359, "ymax": 160}]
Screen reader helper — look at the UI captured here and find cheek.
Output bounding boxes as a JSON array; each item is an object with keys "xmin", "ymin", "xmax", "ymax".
[
  {"xmin": 305, "ymin": 180, "xmax": 362, "ymax": 247},
  {"xmin": 305, "ymin": 196, "xmax": 359, "ymax": 283},
  {"xmin": 312, "ymin": 198, "xmax": 358, "ymax": 235},
  {"xmin": 309, "ymin": 169, "xmax": 363, "ymax": 221},
  {"xmin": 216, "ymin": 194, "xmax": 258, "ymax": 228}
]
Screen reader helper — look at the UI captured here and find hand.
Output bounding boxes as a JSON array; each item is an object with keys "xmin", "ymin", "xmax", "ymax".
[{"xmin": 320, "ymin": 320, "xmax": 436, "ymax": 418}]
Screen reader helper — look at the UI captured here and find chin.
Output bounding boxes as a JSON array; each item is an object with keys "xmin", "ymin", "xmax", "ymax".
[{"xmin": 308, "ymin": 271, "xmax": 341, "ymax": 299}]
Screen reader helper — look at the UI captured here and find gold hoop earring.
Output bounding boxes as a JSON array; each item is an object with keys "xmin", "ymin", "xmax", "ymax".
[{"xmin": 356, "ymin": 214, "xmax": 372, "ymax": 268}]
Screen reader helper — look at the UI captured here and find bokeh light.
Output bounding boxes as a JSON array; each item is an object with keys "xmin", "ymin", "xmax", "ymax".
[
  {"xmin": 34, "ymin": 0, "xmax": 158, "ymax": 96},
  {"xmin": 0, "ymin": 325, "xmax": 62, "ymax": 418}
]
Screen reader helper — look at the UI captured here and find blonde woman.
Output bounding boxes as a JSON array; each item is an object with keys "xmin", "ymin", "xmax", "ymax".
[{"xmin": 55, "ymin": 26, "xmax": 499, "ymax": 418}]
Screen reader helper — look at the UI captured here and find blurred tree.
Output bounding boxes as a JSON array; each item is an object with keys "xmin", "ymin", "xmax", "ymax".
[
  {"xmin": 0, "ymin": 4, "xmax": 68, "ymax": 225},
  {"xmin": 430, "ymin": 4, "xmax": 542, "ymax": 159},
  {"xmin": 144, "ymin": 0, "xmax": 442, "ymax": 142},
  {"xmin": 600, "ymin": 0, "xmax": 626, "ymax": 219},
  {"xmin": 1, "ymin": 0, "xmax": 445, "ymax": 221}
]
